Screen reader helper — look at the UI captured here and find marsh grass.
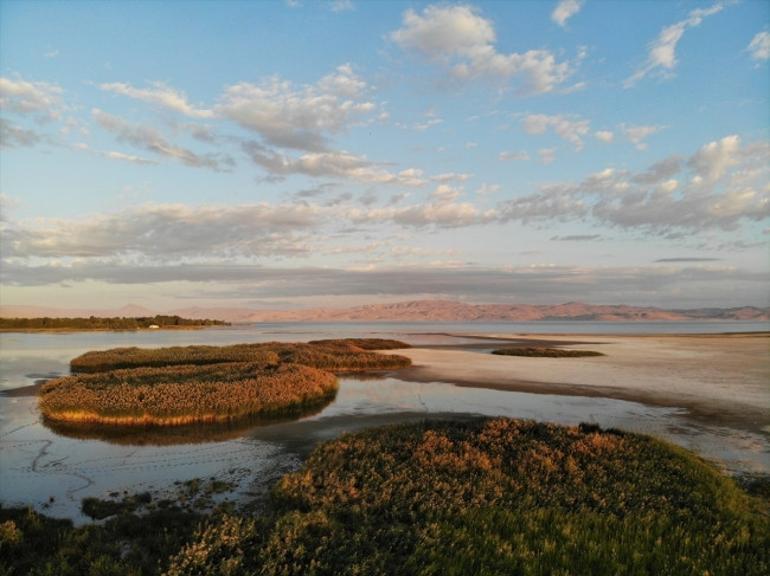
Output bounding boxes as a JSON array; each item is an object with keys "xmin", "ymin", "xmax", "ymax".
[
  {"xmin": 70, "ymin": 345, "xmax": 280, "ymax": 373},
  {"xmin": 4, "ymin": 419, "xmax": 768, "ymax": 575},
  {"xmin": 69, "ymin": 341, "xmax": 411, "ymax": 374},
  {"xmin": 492, "ymin": 346, "xmax": 605, "ymax": 358},
  {"xmin": 167, "ymin": 418, "xmax": 770, "ymax": 575},
  {"xmin": 40, "ymin": 363, "xmax": 338, "ymax": 426}
]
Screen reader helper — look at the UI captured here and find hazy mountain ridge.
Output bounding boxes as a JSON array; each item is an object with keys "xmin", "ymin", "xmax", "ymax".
[{"xmin": 2, "ymin": 300, "xmax": 768, "ymax": 323}]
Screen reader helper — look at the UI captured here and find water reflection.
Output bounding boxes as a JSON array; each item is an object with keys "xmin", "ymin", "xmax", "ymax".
[{"xmin": 40, "ymin": 393, "xmax": 337, "ymax": 446}]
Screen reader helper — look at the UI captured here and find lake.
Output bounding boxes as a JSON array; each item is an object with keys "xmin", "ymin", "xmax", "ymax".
[{"xmin": 1, "ymin": 321, "xmax": 768, "ymax": 522}]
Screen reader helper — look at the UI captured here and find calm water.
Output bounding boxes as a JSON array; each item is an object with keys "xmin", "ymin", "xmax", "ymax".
[{"xmin": 1, "ymin": 322, "xmax": 768, "ymax": 522}]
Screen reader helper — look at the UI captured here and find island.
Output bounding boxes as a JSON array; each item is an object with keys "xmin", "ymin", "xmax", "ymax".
[{"xmin": 39, "ymin": 339, "xmax": 412, "ymax": 427}]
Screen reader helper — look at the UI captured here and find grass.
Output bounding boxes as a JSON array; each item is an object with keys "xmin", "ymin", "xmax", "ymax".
[
  {"xmin": 70, "ymin": 341, "xmax": 411, "ymax": 374},
  {"xmin": 3, "ymin": 418, "xmax": 768, "ymax": 575},
  {"xmin": 492, "ymin": 346, "xmax": 605, "ymax": 358},
  {"xmin": 307, "ymin": 338, "xmax": 412, "ymax": 350},
  {"xmin": 82, "ymin": 493, "xmax": 152, "ymax": 520},
  {"xmin": 70, "ymin": 345, "xmax": 280, "ymax": 373},
  {"xmin": 164, "ymin": 418, "xmax": 770, "ymax": 575},
  {"xmin": 40, "ymin": 363, "xmax": 338, "ymax": 426},
  {"xmin": 0, "ymin": 504, "xmax": 201, "ymax": 576},
  {"xmin": 45, "ymin": 339, "xmax": 410, "ymax": 429}
]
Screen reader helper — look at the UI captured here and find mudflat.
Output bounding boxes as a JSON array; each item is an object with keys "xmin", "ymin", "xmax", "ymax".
[{"xmin": 389, "ymin": 333, "xmax": 770, "ymax": 433}]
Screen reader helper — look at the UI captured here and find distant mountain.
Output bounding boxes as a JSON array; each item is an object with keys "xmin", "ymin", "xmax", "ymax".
[{"xmin": 2, "ymin": 300, "xmax": 768, "ymax": 323}]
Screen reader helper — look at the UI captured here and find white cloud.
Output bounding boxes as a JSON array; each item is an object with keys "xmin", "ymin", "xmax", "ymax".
[
  {"xmin": 747, "ymin": 31, "xmax": 770, "ymax": 62},
  {"xmin": 105, "ymin": 150, "xmax": 158, "ymax": 165},
  {"xmin": 538, "ymin": 147, "xmax": 556, "ymax": 164},
  {"xmin": 242, "ymin": 140, "xmax": 425, "ymax": 185},
  {"xmin": 0, "ymin": 76, "xmax": 63, "ymax": 120},
  {"xmin": 497, "ymin": 134, "xmax": 770, "ymax": 233},
  {"xmin": 621, "ymin": 124, "xmax": 663, "ymax": 150},
  {"xmin": 330, "ymin": 0, "xmax": 354, "ymax": 12},
  {"xmin": 432, "ymin": 172, "xmax": 472, "ymax": 183},
  {"xmin": 499, "ymin": 150, "xmax": 530, "ymax": 161},
  {"xmin": 0, "ymin": 118, "xmax": 44, "ymax": 148},
  {"xmin": 687, "ymin": 134, "xmax": 740, "ymax": 185},
  {"xmin": 391, "ymin": 4, "xmax": 575, "ymax": 94},
  {"xmin": 594, "ymin": 130, "xmax": 614, "ymax": 143},
  {"xmin": 551, "ymin": 0, "xmax": 583, "ymax": 28},
  {"xmin": 99, "ymin": 82, "xmax": 213, "ymax": 118},
  {"xmin": 522, "ymin": 113, "xmax": 590, "ymax": 150},
  {"xmin": 92, "ymin": 108, "xmax": 234, "ymax": 171},
  {"xmin": 218, "ymin": 64, "xmax": 374, "ymax": 151},
  {"xmin": 625, "ymin": 2, "xmax": 726, "ymax": 87},
  {"xmin": 4, "ymin": 203, "xmax": 322, "ymax": 259}
]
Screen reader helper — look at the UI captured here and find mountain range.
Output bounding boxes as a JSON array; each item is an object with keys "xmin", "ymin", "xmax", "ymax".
[{"xmin": 1, "ymin": 300, "xmax": 768, "ymax": 323}]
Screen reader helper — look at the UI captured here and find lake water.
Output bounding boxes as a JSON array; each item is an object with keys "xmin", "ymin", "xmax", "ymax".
[{"xmin": 1, "ymin": 322, "xmax": 768, "ymax": 522}]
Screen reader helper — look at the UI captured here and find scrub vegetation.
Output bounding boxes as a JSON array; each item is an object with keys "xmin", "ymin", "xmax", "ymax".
[
  {"xmin": 4, "ymin": 418, "xmax": 767, "ymax": 575},
  {"xmin": 166, "ymin": 418, "xmax": 770, "ymax": 576},
  {"xmin": 0, "ymin": 316, "xmax": 228, "ymax": 331},
  {"xmin": 40, "ymin": 363, "xmax": 338, "ymax": 426},
  {"xmin": 492, "ymin": 346, "xmax": 605, "ymax": 358},
  {"xmin": 43, "ymin": 339, "xmax": 410, "ymax": 427},
  {"xmin": 69, "ymin": 339, "xmax": 412, "ymax": 374}
]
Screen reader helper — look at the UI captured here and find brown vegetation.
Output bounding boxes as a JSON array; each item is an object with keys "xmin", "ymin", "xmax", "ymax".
[
  {"xmin": 40, "ymin": 363, "xmax": 338, "ymax": 426},
  {"xmin": 70, "ymin": 341, "xmax": 411, "ymax": 374},
  {"xmin": 492, "ymin": 346, "xmax": 605, "ymax": 357}
]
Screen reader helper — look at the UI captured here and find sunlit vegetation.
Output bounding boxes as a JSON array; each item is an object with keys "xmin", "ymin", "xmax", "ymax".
[
  {"xmin": 307, "ymin": 338, "xmax": 412, "ymax": 350},
  {"xmin": 3, "ymin": 419, "xmax": 768, "ymax": 575},
  {"xmin": 256, "ymin": 342, "xmax": 412, "ymax": 372},
  {"xmin": 70, "ymin": 345, "xmax": 280, "ymax": 373},
  {"xmin": 0, "ymin": 315, "xmax": 228, "ymax": 331},
  {"xmin": 167, "ymin": 418, "xmax": 770, "ymax": 575},
  {"xmin": 70, "ymin": 341, "xmax": 411, "ymax": 374},
  {"xmin": 40, "ymin": 363, "xmax": 338, "ymax": 426},
  {"xmin": 43, "ymin": 398, "xmax": 334, "ymax": 446},
  {"xmin": 492, "ymin": 346, "xmax": 605, "ymax": 357}
]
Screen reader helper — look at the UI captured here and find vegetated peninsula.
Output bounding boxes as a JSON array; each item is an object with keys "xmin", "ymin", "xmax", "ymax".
[
  {"xmin": 39, "ymin": 339, "xmax": 411, "ymax": 427},
  {"xmin": 0, "ymin": 315, "xmax": 229, "ymax": 332}
]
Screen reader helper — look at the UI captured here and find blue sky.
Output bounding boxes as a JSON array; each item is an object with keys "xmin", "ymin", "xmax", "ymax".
[{"xmin": 1, "ymin": 0, "xmax": 768, "ymax": 310}]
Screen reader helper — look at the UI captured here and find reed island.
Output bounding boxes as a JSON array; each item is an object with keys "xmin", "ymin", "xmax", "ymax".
[{"xmin": 39, "ymin": 339, "xmax": 412, "ymax": 427}]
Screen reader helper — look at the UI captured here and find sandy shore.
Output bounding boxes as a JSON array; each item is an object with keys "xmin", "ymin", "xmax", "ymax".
[{"xmin": 389, "ymin": 333, "xmax": 770, "ymax": 434}]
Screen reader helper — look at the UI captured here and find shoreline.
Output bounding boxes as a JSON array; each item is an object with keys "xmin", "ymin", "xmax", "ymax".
[{"xmin": 385, "ymin": 332, "xmax": 770, "ymax": 436}]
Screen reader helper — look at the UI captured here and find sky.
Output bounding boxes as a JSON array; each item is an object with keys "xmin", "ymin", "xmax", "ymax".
[{"xmin": 0, "ymin": 0, "xmax": 768, "ymax": 311}]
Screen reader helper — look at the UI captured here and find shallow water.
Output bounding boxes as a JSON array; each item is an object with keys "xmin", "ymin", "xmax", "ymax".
[{"xmin": 1, "ymin": 324, "xmax": 768, "ymax": 522}]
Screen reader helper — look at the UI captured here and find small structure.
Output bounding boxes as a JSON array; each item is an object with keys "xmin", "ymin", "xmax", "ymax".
[{"xmin": 148, "ymin": 324, "xmax": 160, "ymax": 329}]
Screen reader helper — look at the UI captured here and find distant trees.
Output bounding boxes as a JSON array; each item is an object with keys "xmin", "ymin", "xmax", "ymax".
[{"xmin": 0, "ymin": 316, "xmax": 229, "ymax": 331}]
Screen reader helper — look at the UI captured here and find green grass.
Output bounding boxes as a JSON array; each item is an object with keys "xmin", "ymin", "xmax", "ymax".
[{"xmin": 492, "ymin": 346, "xmax": 605, "ymax": 357}]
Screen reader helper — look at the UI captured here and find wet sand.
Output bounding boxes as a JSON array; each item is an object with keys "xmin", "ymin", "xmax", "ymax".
[{"xmin": 389, "ymin": 333, "xmax": 770, "ymax": 434}]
